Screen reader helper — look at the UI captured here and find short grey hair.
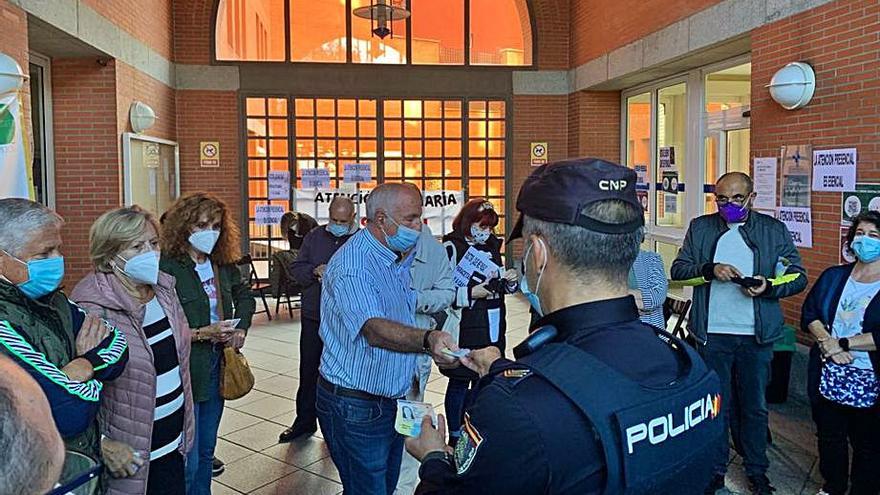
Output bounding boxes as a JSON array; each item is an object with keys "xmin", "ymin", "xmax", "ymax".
[
  {"xmin": 365, "ymin": 183, "xmax": 420, "ymax": 221},
  {"xmin": 0, "ymin": 375, "xmax": 58, "ymax": 493},
  {"xmin": 522, "ymin": 200, "xmax": 643, "ymax": 285},
  {"xmin": 0, "ymin": 199, "xmax": 64, "ymax": 257}
]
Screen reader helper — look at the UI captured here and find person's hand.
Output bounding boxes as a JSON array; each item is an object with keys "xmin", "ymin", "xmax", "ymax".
[
  {"xmin": 230, "ymin": 330, "xmax": 246, "ymax": 349},
  {"xmin": 461, "ymin": 347, "xmax": 502, "ymax": 377},
  {"xmin": 314, "ymin": 264, "xmax": 327, "ymax": 279},
  {"xmin": 744, "ymin": 275, "xmax": 768, "ymax": 297},
  {"xmin": 471, "ymin": 282, "xmax": 492, "ymax": 300},
  {"xmin": 820, "ymin": 338, "xmax": 843, "ymax": 358},
  {"xmin": 502, "ymin": 268, "xmax": 518, "ymax": 282},
  {"xmin": 830, "ymin": 351, "xmax": 854, "ymax": 365},
  {"xmin": 101, "ymin": 438, "xmax": 144, "ymax": 478},
  {"xmin": 713, "ymin": 263, "xmax": 743, "ymax": 282},
  {"xmin": 405, "ymin": 414, "xmax": 450, "ymax": 461},
  {"xmin": 75, "ymin": 315, "xmax": 111, "ymax": 356},
  {"xmin": 212, "ymin": 320, "xmax": 237, "ymax": 344},
  {"xmin": 428, "ymin": 331, "xmax": 459, "ymax": 368}
]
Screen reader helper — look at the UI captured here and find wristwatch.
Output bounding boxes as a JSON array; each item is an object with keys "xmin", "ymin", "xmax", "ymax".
[
  {"xmin": 422, "ymin": 450, "xmax": 454, "ymax": 467},
  {"xmin": 423, "ymin": 330, "xmax": 438, "ymax": 354},
  {"xmin": 839, "ymin": 337, "xmax": 850, "ymax": 352}
]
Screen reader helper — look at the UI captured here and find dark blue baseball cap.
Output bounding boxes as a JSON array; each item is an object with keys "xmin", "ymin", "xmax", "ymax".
[{"xmin": 508, "ymin": 157, "xmax": 644, "ymax": 240}]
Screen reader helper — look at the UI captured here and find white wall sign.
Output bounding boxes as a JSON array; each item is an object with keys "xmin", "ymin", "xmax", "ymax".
[
  {"xmin": 659, "ymin": 147, "xmax": 675, "ymax": 170},
  {"xmin": 753, "ymin": 157, "xmax": 778, "ymax": 211},
  {"xmin": 813, "ymin": 148, "xmax": 857, "ymax": 192},
  {"xmin": 302, "ymin": 168, "xmax": 331, "ymax": 189},
  {"xmin": 343, "ymin": 163, "xmax": 372, "ymax": 183},
  {"xmin": 268, "ymin": 171, "xmax": 290, "ymax": 200},
  {"xmin": 776, "ymin": 207, "xmax": 813, "ymax": 248},
  {"xmin": 255, "ymin": 204, "xmax": 285, "ymax": 226}
]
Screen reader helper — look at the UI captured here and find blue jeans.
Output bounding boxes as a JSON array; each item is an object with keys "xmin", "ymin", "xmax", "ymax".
[
  {"xmin": 699, "ymin": 334, "xmax": 773, "ymax": 478},
  {"xmin": 316, "ymin": 383, "xmax": 403, "ymax": 495},
  {"xmin": 444, "ymin": 378, "xmax": 474, "ymax": 442},
  {"xmin": 186, "ymin": 349, "xmax": 225, "ymax": 495}
]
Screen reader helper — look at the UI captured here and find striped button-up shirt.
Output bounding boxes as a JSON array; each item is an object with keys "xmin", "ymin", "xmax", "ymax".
[{"xmin": 319, "ymin": 229, "xmax": 419, "ymax": 398}]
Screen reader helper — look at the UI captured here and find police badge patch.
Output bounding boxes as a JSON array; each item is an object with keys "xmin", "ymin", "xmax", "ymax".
[{"xmin": 454, "ymin": 412, "xmax": 483, "ymax": 475}]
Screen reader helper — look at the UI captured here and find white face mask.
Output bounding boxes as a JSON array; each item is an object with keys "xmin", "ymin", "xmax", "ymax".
[
  {"xmin": 189, "ymin": 230, "xmax": 220, "ymax": 255},
  {"xmin": 470, "ymin": 224, "xmax": 491, "ymax": 245},
  {"xmin": 117, "ymin": 251, "xmax": 160, "ymax": 285}
]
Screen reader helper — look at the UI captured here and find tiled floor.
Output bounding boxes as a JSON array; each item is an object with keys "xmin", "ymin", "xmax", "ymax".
[{"xmin": 213, "ymin": 296, "xmax": 821, "ymax": 495}]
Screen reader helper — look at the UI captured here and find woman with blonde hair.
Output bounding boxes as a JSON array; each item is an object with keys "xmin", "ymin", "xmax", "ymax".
[
  {"xmin": 159, "ymin": 192, "xmax": 254, "ymax": 495},
  {"xmin": 71, "ymin": 205, "xmax": 194, "ymax": 495}
]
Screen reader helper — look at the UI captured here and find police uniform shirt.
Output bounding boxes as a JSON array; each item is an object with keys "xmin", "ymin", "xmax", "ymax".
[{"xmin": 418, "ymin": 297, "xmax": 681, "ymax": 494}]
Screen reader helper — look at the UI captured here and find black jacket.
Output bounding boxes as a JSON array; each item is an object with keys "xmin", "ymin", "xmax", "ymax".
[{"xmin": 291, "ymin": 226, "xmax": 355, "ymax": 321}]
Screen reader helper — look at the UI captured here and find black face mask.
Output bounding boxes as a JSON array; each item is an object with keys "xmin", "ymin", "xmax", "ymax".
[{"xmin": 289, "ymin": 233, "xmax": 304, "ymax": 249}]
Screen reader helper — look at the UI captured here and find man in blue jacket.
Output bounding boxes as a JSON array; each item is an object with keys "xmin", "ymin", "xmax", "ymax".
[{"xmin": 671, "ymin": 172, "xmax": 807, "ymax": 495}]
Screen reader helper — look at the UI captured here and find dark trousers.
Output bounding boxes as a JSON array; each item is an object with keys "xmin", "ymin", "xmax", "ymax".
[
  {"xmin": 294, "ymin": 317, "xmax": 322, "ymax": 425},
  {"xmin": 444, "ymin": 378, "xmax": 476, "ymax": 441},
  {"xmin": 812, "ymin": 396, "xmax": 880, "ymax": 495},
  {"xmin": 147, "ymin": 452, "xmax": 186, "ymax": 495},
  {"xmin": 699, "ymin": 333, "xmax": 773, "ymax": 477}
]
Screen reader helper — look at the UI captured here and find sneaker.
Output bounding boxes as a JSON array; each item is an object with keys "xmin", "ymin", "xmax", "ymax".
[
  {"xmin": 748, "ymin": 474, "xmax": 776, "ymax": 495},
  {"xmin": 704, "ymin": 474, "xmax": 725, "ymax": 495},
  {"xmin": 815, "ymin": 490, "xmax": 831, "ymax": 495},
  {"xmin": 278, "ymin": 420, "xmax": 317, "ymax": 443},
  {"xmin": 212, "ymin": 457, "xmax": 225, "ymax": 477}
]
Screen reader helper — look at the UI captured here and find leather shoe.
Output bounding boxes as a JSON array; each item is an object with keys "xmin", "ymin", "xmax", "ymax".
[{"xmin": 279, "ymin": 420, "xmax": 317, "ymax": 443}]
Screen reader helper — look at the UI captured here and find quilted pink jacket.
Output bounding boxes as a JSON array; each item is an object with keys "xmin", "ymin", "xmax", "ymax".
[{"xmin": 72, "ymin": 271, "xmax": 195, "ymax": 495}]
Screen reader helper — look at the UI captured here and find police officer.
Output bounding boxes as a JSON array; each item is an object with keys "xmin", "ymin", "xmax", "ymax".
[{"xmin": 404, "ymin": 158, "xmax": 724, "ymax": 494}]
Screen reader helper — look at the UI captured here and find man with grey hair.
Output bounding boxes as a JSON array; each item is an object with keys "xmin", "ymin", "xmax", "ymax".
[
  {"xmin": 0, "ymin": 198, "xmax": 128, "ymax": 473},
  {"xmin": 280, "ymin": 196, "xmax": 358, "ymax": 443},
  {"xmin": 316, "ymin": 183, "xmax": 460, "ymax": 494},
  {"xmin": 405, "ymin": 159, "xmax": 722, "ymax": 494},
  {"xmin": 0, "ymin": 353, "xmax": 65, "ymax": 495}
]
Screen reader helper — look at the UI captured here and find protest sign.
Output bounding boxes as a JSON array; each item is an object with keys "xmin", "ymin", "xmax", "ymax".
[{"xmin": 452, "ymin": 246, "xmax": 500, "ymax": 287}]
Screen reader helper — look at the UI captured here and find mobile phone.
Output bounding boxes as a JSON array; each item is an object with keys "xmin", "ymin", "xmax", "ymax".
[{"xmin": 731, "ymin": 276, "xmax": 763, "ymax": 289}]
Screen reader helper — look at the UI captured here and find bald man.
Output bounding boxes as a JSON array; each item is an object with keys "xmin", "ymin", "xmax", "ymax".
[
  {"xmin": 672, "ymin": 172, "xmax": 807, "ymax": 495},
  {"xmin": 280, "ymin": 196, "xmax": 359, "ymax": 442},
  {"xmin": 0, "ymin": 354, "xmax": 66, "ymax": 495}
]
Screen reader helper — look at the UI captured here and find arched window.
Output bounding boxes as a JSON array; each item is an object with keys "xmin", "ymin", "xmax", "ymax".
[{"xmin": 215, "ymin": 0, "xmax": 533, "ymax": 66}]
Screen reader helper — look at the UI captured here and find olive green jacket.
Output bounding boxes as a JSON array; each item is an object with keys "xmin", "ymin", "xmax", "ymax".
[{"xmin": 159, "ymin": 255, "xmax": 255, "ymax": 401}]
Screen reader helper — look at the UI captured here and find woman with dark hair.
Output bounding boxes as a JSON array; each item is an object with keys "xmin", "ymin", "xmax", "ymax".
[
  {"xmin": 280, "ymin": 211, "xmax": 318, "ymax": 251},
  {"xmin": 442, "ymin": 198, "xmax": 517, "ymax": 445},
  {"xmin": 801, "ymin": 210, "xmax": 880, "ymax": 495},
  {"xmin": 158, "ymin": 192, "xmax": 255, "ymax": 495}
]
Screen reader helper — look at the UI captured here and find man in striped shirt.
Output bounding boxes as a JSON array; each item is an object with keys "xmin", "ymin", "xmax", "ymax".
[{"xmin": 317, "ymin": 183, "xmax": 459, "ymax": 495}]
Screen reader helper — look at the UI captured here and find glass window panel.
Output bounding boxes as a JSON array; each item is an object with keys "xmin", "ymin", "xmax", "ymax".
[
  {"xmin": 488, "ymin": 120, "xmax": 505, "ymax": 138},
  {"xmin": 317, "ymin": 139, "xmax": 336, "ymax": 157},
  {"xmin": 425, "ymin": 121, "xmax": 443, "ymax": 139},
  {"xmin": 295, "ymin": 98, "xmax": 314, "ymax": 117},
  {"xmin": 444, "ymin": 160, "xmax": 462, "ymax": 176},
  {"xmin": 385, "ymin": 140, "xmax": 402, "ymax": 157},
  {"xmin": 425, "ymin": 140, "xmax": 442, "ymax": 157},
  {"xmin": 289, "ymin": 0, "xmax": 346, "ymax": 62},
  {"xmin": 444, "ymin": 121, "xmax": 461, "ymax": 138},
  {"xmin": 424, "ymin": 101, "xmax": 443, "ymax": 118},
  {"xmin": 246, "ymin": 98, "xmax": 266, "ymax": 116},
  {"xmin": 411, "ymin": 0, "xmax": 464, "ymax": 65},
  {"xmin": 316, "ymin": 99, "xmax": 335, "ymax": 117},
  {"xmin": 316, "ymin": 119, "xmax": 336, "ymax": 137},
  {"xmin": 468, "ymin": 101, "xmax": 487, "ymax": 119},
  {"xmin": 295, "ymin": 139, "xmax": 315, "ymax": 157},
  {"xmin": 359, "ymin": 100, "xmax": 377, "ymax": 117},
  {"xmin": 425, "ymin": 179, "xmax": 443, "ymax": 190},
  {"xmin": 425, "ymin": 160, "xmax": 443, "ymax": 177},
  {"xmin": 269, "ymin": 139, "xmax": 288, "ymax": 157},
  {"xmin": 249, "ymin": 181, "xmax": 267, "ymax": 198},
  {"xmin": 487, "ymin": 140, "xmax": 505, "ymax": 157},
  {"xmin": 488, "ymin": 101, "xmax": 506, "ymax": 117},
  {"xmin": 385, "ymin": 160, "xmax": 402, "ymax": 177},
  {"xmin": 405, "ymin": 160, "xmax": 422, "ymax": 177},
  {"xmin": 359, "ymin": 120, "xmax": 377, "ymax": 137},
  {"xmin": 351, "ymin": 0, "xmax": 407, "ymax": 64},
  {"xmin": 247, "ymin": 118, "xmax": 267, "ymax": 137},
  {"xmin": 488, "ymin": 159, "xmax": 504, "ymax": 176},
  {"xmin": 338, "ymin": 139, "xmax": 357, "ymax": 158},
  {"xmin": 385, "ymin": 100, "xmax": 402, "ymax": 118},
  {"xmin": 469, "ymin": 0, "xmax": 531, "ymax": 66},
  {"xmin": 359, "ymin": 139, "xmax": 377, "ymax": 157},
  {"xmin": 269, "ymin": 119, "xmax": 288, "ymax": 137},
  {"xmin": 488, "ymin": 179, "xmax": 504, "ymax": 197},
  {"xmin": 249, "ymin": 139, "xmax": 267, "ymax": 157},
  {"xmin": 468, "ymin": 140, "xmax": 486, "ymax": 157},
  {"xmin": 404, "ymin": 140, "xmax": 422, "ymax": 157},
  {"xmin": 337, "ymin": 99, "xmax": 357, "ymax": 117},
  {"xmin": 248, "ymin": 160, "xmax": 267, "ymax": 176},
  {"xmin": 444, "ymin": 140, "xmax": 461, "ymax": 157},
  {"xmin": 469, "ymin": 180, "xmax": 486, "ymax": 196},
  {"xmin": 469, "ymin": 160, "xmax": 486, "ymax": 176},
  {"xmin": 295, "ymin": 119, "xmax": 314, "ymax": 137},
  {"xmin": 444, "ymin": 101, "xmax": 462, "ymax": 118},
  {"xmin": 268, "ymin": 98, "xmax": 287, "ymax": 116},
  {"xmin": 216, "ymin": 0, "xmax": 286, "ymax": 61},
  {"xmin": 625, "ymin": 92, "xmax": 651, "ymax": 224},
  {"xmin": 404, "ymin": 121, "xmax": 422, "ymax": 138},
  {"xmin": 446, "ymin": 179, "xmax": 462, "ymax": 191},
  {"xmin": 656, "ymin": 83, "xmax": 687, "ymax": 228},
  {"xmin": 338, "ymin": 120, "xmax": 357, "ymax": 137},
  {"xmin": 404, "ymin": 101, "xmax": 423, "ymax": 119},
  {"xmin": 385, "ymin": 120, "xmax": 402, "ymax": 138},
  {"xmin": 269, "ymin": 160, "xmax": 288, "ymax": 171},
  {"xmin": 469, "ymin": 121, "xmax": 487, "ymax": 138}
]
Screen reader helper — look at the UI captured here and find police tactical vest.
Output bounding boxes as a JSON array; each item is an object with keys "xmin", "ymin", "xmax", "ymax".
[{"xmin": 520, "ymin": 329, "xmax": 723, "ymax": 495}]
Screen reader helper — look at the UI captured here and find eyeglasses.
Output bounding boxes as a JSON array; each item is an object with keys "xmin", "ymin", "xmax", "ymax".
[{"xmin": 714, "ymin": 194, "xmax": 749, "ymax": 206}]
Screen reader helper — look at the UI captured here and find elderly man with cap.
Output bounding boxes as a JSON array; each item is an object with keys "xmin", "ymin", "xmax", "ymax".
[{"xmin": 405, "ymin": 158, "xmax": 723, "ymax": 494}]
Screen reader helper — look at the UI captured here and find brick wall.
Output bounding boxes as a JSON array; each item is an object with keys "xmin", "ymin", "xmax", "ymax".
[
  {"xmin": 751, "ymin": 0, "xmax": 880, "ymax": 324},
  {"xmin": 82, "ymin": 0, "xmax": 174, "ymax": 59},
  {"xmin": 571, "ymin": 0, "xmax": 723, "ymax": 67},
  {"xmin": 51, "ymin": 59, "xmax": 121, "ymax": 284},
  {"xmin": 567, "ymin": 91, "xmax": 621, "ymax": 160},
  {"xmin": 115, "ymin": 62, "xmax": 177, "ymax": 140},
  {"xmin": 176, "ymin": 91, "xmax": 242, "ymax": 223}
]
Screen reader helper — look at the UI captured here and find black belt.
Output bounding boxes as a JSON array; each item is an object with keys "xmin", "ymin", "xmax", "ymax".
[{"xmin": 318, "ymin": 375, "xmax": 387, "ymax": 401}]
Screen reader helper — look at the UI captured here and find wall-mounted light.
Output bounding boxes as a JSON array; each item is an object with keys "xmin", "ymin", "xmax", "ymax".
[
  {"xmin": 129, "ymin": 101, "xmax": 156, "ymax": 133},
  {"xmin": 766, "ymin": 62, "xmax": 815, "ymax": 110},
  {"xmin": 0, "ymin": 53, "xmax": 25, "ymax": 95}
]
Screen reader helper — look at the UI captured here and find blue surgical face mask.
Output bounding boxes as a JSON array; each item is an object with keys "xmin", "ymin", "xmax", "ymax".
[
  {"xmin": 383, "ymin": 216, "xmax": 420, "ymax": 253},
  {"xmin": 852, "ymin": 235, "xmax": 880, "ymax": 263},
  {"xmin": 327, "ymin": 223, "xmax": 350, "ymax": 238},
  {"xmin": 189, "ymin": 230, "xmax": 220, "ymax": 255},
  {"xmin": 117, "ymin": 250, "xmax": 160, "ymax": 285},
  {"xmin": 470, "ymin": 224, "xmax": 491, "ymax": 245},
  {"xmin": 3, "ymin": 252, "xmax": 65, "ymax": 300},
  {"xmin": 520, "ymin": 239, "xmax": 547, "ymax": 315}
]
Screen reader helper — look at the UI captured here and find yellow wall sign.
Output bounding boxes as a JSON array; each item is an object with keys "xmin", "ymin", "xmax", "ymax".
[
  {"xmin": 530, "ymin": 142, "xmax": 548, "ymax": 166},
  {"xmin": 200, "ymin": 141, "xmax": 220, "ymax": 167}
]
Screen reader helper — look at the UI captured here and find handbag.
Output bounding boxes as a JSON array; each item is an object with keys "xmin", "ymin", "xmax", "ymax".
[
  {"xmin": 819, "ymin": 361, "xmax": 879, "ymax": 408},
  {"xmin": 220, "ymin": 345, "xmax": 255, "ymax": 400}
]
